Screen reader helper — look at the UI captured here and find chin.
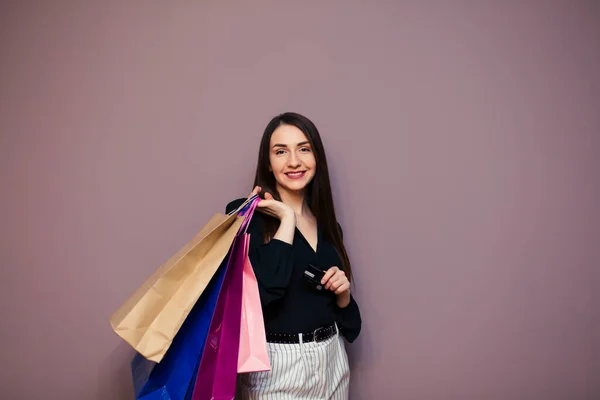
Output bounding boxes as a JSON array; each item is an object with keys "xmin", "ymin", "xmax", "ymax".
[
  {"xmin": 279, "ymin": 184, "xmax": 307, "ymax": 193},
  {"xmin": 277, "ymin": 180, "xmax": 312, "ymax": 194}
]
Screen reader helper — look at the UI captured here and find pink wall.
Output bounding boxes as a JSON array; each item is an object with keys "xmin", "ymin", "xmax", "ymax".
[{"xmin": 1, "ymin": 1, "xmax": 599, "ymax": 399}]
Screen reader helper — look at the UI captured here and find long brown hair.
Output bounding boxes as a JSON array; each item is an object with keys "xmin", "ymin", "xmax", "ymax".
[{"xmin": 253, "ymin": 112, "xmax": 353, "ymax": 282}]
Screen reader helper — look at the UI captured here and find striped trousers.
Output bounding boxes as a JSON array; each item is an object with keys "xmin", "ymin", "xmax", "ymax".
[{"xmin": 236, "ymin": 330, "xmax": 350, "ymax": 399}]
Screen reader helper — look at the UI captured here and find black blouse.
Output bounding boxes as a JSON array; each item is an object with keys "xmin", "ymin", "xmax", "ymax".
[{"xmin": 226, "ymin": 198, "xmax": 362, "ymax": 343}]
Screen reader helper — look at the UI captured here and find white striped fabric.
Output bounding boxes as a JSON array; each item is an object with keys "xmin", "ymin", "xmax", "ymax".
[{"xmin": 236, "ymin": 330, "xmax": 350, "ymax": 399}]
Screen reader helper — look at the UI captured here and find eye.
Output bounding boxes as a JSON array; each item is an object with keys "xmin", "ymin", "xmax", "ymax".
[
  {"xmin": 275, "ymin": 149, "xmax": 286, "ymax": 155},
  {"xmin": 300, "ymin": 147, "xmax": 311, "ymax": 153}
]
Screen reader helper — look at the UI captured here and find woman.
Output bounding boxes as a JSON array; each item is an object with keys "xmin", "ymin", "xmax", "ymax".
[{"xmin": 227, "ymin": 112, "xmax": 361, "ymax": 399}]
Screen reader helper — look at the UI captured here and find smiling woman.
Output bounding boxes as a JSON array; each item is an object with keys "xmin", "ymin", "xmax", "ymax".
[
  {"xmin": 269, "ymin": 128, "xmax": 317, "ymax": 192},
  {"xmin": 227, "ymin": 112, "xmax": 361, "ymax": 399}
]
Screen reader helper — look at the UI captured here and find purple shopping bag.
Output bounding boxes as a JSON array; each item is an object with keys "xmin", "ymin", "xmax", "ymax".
[{"xmin": 191, "ymin": 197, "xmax": 259, "ymax": 400}]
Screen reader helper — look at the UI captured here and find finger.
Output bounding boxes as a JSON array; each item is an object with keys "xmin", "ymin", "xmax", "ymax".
[
  {"xmin": 325, "ymin": 273, "xmax": 340, "ymax": 290},
  {"xmin": 256, "ymin": 199, "xmax": 274, "ymax": 209},
  {"xmin": 255, "ymin": 200, "xmax": 279, "ymax": 219},
  {"xmin": 330, "ymin": 282, "xmax": 346, "ymax": 294},
  {"xmin": 321, "ymin": 267, "xmax": 337, "ymax": 285},
  {"xmin": 328, "ymin": 278, "xmax": 345, "ymax": 292},
  {"xmin": 264, "ymin": 192, "xmax": 274, "ymax": 200},
  {"xmin": 321, "ymin": 267, "xmax": 339, "ymax": 285},
  {"xmin": 334, "ymin": 282, "xmax": 350, "ymax": 295},
  {"xmin": 325, "ymin": 270, "xmax": 346, "ymax": 289},
  {"xmin": 328, "ymin": 273, "xmax": 347, "ymax": 290},
  {"xmin": 249, "ymin": 186, "xmax": 261, "ymax": 198}
]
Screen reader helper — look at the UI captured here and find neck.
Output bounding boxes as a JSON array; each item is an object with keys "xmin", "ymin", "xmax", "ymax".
[{"xmin": 277, "ymin": 186, "xmax": 310, "ymax": 216}]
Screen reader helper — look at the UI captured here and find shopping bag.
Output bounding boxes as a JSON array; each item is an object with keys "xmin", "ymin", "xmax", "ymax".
[
  {"xmin": 191, "ymin": 236, "xmax": 245, "ymax": 399},
  {"xmin": 237, "ymin": 251, "xmax": 271, "ymax": 373},
  {"xmin": 191, "ymin": 197, "xmax": 260, "ymax": 400},
  {"xmin": 110, "ymin": 196, "xmax": 257, "ymax": 363},
  {"xmin": 184, "ymin": 359, "xmax": 201, "ymax": 400},
  {"xmin": 131, "ymin": 253, "xmax": 228, "ymax": 400}
]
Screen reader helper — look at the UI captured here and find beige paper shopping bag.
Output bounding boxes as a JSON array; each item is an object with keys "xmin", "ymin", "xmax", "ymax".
[{"xmin": 110, "ymin": 197, "xmax": 254, "ymax": 363}]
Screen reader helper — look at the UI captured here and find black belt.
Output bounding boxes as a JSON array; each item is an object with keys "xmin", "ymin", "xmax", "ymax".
[{"xmin": 266, "ymin": 323, "xmax": 338, "ymax": 344}]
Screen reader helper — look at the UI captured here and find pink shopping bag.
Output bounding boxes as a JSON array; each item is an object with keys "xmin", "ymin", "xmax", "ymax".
[{"xmin": 237, "ymin": 252, "xmax": 271, "ymax": 373}]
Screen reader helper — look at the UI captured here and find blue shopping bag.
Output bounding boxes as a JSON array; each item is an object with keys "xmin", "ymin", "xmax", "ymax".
[
  {"xmin": 184, "ymin": 360, "xmax": 201, "ymax": 400},
  {"xmin": 131, "ymin": 255, "xmax": 229, "ymax": 400}
]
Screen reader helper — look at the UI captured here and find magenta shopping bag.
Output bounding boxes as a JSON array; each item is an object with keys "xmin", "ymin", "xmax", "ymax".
[{"xmin": 191, "ymin": 197, "xmax": 259, "ymax": 400}]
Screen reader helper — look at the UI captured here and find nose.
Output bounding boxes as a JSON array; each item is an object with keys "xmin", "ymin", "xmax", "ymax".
[{"xmin": 288, "ymin": 152, "xmax": 301, "ymax": 167}]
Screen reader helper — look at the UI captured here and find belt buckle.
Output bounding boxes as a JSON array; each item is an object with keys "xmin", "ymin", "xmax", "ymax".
[{"xmin": 312, "ymin": 326, "xmax": 327, "ymax": 342}]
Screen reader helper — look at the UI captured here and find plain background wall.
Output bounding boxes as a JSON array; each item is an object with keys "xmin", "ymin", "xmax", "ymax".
[{"xmin": 1, "ymin": 1, "xmax": 599, "ymax": 399}]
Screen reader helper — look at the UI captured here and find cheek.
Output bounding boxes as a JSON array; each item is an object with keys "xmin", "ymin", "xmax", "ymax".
[
  {"xmin": 269, "ymin": 156, "xmax": 285, "ymax": 173},
  {"xmin": 305, "ymin": 154, "xmax": 317, "ymax": 170}
]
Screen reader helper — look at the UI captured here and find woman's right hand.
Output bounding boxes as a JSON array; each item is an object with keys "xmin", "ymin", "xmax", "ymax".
[
  {"xmin": 248, "ymin": 186, "xmax": 296, "ymax": 245},
  {"xmin": 248, "ymin": 186, "xmax": 295, "ymax": 222}
]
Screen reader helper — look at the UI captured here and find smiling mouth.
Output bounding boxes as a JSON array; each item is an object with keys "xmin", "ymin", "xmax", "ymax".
[{"xmin": 285, "ymin": 171, "xmax": 306, "ymax": 179}]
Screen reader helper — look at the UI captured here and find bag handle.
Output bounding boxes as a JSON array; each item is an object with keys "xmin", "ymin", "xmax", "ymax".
[
  {"xmin": 238, "ymin": 196, "xmax": 260, "ymax": 235},
  {"xmin": 228, "ymin": 193, "xmax": 259, "ymax": 216},
  {"xmin": 237, "ymin": 194, "xmax": 258, "ymax": 216}
]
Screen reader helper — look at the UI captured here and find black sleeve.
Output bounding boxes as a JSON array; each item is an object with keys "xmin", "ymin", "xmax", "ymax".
[
  {"xmin": 333, "ymin": 222, "xmax": 362, "ymax": 343},
  {"xmin": 226, "ymin": 198, "xmax": 294, "ymax": 308},
  {"xmin": 335, "ymin": 295, "xmax": 362, "ymax": 343}
]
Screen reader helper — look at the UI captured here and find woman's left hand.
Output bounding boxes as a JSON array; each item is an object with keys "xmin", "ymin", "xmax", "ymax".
[{"xmin": 321, "ymin": 266, "xmax": 351, "ymax": 307}]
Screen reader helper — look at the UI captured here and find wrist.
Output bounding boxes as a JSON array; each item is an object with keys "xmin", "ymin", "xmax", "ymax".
[
  {"xmin": 273, "ymin": 212, "xmax": 296, "ymax": 245},
  {"xmin": 336, "ymin": 291, "xmax": 351, "ymax": 308},
  {"xmin": 279, "ymin": 210, "xmax": 296, "ymax": 224}
]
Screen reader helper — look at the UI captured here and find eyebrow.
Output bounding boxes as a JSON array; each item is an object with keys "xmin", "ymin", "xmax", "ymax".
[{"xmin": 272, "ymin": 141, "xmax": 311, "ymax": 149}]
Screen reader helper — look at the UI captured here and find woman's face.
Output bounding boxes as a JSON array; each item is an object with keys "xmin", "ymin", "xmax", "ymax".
[{"xmin": 269, "ymin": 124, "xmax": 317, "ymax": 195}]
